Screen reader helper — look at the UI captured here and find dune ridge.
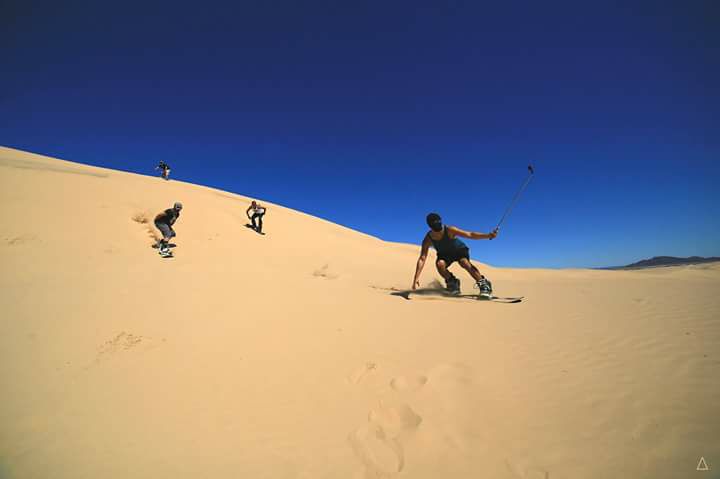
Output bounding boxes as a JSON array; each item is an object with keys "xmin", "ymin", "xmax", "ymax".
[{"xmin": 1, "ymin": 146, "xmax": 718, "ymax": 479}]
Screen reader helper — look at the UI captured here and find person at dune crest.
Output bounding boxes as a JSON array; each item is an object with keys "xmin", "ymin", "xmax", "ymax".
[
  {"xmin": 246, "ymin": 200, "xmax": 267, "ymax": 234},
  {"xmin": 156, "ymin": 161, "xmax": 171, "ymax": 180},
  {"xmin": 154, "ymin": 202, "xmax": 182, "ymax": 254},
  {"xmin": 412, "ymin": 213, "xmax": 497, "ymax": 297}
]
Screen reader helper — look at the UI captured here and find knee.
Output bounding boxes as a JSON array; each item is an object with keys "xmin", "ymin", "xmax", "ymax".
[{"xmin": 436, "ymin": 260, "xmax": 447, "ymax": 270}]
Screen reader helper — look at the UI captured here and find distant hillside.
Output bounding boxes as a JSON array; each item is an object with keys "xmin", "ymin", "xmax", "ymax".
[{"xmin": 604, "ymin": 256, "xmax": 720, "ymax": 270}]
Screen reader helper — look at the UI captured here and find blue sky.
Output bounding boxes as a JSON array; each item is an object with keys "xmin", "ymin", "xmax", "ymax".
[{"xmin": 2, "ymin": 0, "xmax": 719, "ymax": 267}]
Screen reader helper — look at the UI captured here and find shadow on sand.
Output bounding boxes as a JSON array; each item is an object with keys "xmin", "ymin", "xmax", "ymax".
[
  {"xmin": 245, "ymin": 224, "xmax": 265, "ymax": 235},
  {"xmin": 383, "ymin": 286, "xmax": 523, "ymax": 303},
  {"xmin": 390, "ymin": 288, "xmax": 481, "ymax": 301}
]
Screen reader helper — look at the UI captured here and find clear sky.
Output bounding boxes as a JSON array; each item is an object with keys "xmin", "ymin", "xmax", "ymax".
[{"xmin": 2, "ymin": 1, "xmax": 719, "ymax": 267}]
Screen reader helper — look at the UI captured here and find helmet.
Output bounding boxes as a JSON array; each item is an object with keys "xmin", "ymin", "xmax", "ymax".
[{"xmin": 174, "ymin": 202, "xmax": 183, "ymax": 210}]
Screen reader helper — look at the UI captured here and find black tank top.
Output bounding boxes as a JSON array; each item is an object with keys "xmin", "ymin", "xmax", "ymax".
[{"xmin": 430, "ymin": 227, "xmax": 467, "ymax": 256}]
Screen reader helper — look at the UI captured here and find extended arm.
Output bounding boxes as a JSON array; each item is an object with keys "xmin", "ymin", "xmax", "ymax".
[
  {"xmin": 412, "ymin": 235, "xmax": 432, "ymax": 289},
  {"xmin": 448, "ymin": 226, "xmax": 498, "ymax": 240}
]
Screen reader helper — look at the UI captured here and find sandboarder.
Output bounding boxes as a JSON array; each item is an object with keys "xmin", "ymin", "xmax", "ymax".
[
  {"xmin": 154, "ymin": 202, "xmax": 182, "ymax": 255},
  {"xmin": 412, "ymin": 213, "xmax": 497, "ymax": 297},
  {"xmin": 245, "ymin": 200, "xmax": 267, "ymax": 234},
  {"xmin": 156, "ymin": 161, "xmax": 171, "ymax": 180}
]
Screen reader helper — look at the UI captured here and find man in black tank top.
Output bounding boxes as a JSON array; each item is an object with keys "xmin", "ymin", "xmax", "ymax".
[{"xmin": 412, "ymin": 213, "xmax": 497, "ymax": 297}]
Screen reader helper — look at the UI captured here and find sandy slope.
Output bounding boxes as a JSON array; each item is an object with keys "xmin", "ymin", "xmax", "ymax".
[{"xmin": 1, "ymin": 146, "xmax": 718, "ymax": 479}]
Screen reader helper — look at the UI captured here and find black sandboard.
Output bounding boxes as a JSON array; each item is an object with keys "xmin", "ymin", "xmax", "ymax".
[
  {"xmin": 391, "ymin": 288, "xmax": 523, "ymax": 303},
  {"xmin": 151, "ymin": 243, "xmax": 177, "ymax": 249}
]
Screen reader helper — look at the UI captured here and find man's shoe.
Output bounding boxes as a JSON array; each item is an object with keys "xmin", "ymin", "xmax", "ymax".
[
  {"xmin": 446, "ymin": 275, "xmax": 461, "ymax": 294},
  {"xmin": 476, "ymin": 278, "xmax": 493, "ymax": 298}
]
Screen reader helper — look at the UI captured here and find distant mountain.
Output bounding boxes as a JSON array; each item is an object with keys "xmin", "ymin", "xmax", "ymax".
[{"xmin": 602, "ymin": 256, "xmax": 720, "ymax": 270}]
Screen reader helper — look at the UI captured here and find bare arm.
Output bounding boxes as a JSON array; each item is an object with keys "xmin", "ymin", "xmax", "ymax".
[
  {"xmin": 412, "ymin": 234, "xmax": 432, "ymax": 289},
  {"xmin": 447, "ymin": 225, "xmax": 498, "ymax": 240}
]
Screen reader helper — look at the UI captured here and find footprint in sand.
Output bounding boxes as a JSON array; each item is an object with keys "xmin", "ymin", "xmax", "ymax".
[
  {"xmin": 506, "ymin": 459, "xmax": 550, "ymax": 479},
  {"xmin": 4, "ymin": 234, "xmax": 36, "ymax": 246},
  {"xmin": 349, "ymin": 400, "xmax": 422, "ymax": 477},
  {"xmin": 427, "ymin": 362, "xmax": 473, "ymax": 386},
  {"xmin": 347, "ymin": 362, "xmax": 378, "ymax": 385},
  {"xmin": 313, "ymin": 263, "xmax": 338, "ymax": 279},
  {"xmin": 390, "ymin": 374, "xmax": 428, "ymax": 392},
  {"xmin": 90, "ymin": 331, "xmax": 157, "ymax": 367},
  {"xmin": 349, "ymin": 363, "xmax": 476, "ymax": 477},
  {"xmin": 368, "ymin": 400, "xmax": 423, "ymax": 436},
  {"xmin": 349, "ymin": 424, "xmax": 404, "ymax": 477}
]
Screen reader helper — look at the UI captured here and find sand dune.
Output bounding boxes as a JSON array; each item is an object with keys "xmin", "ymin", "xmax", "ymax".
[{"xmin": 1, "ymin": 146, "xmax": 718, "ymax": 478}]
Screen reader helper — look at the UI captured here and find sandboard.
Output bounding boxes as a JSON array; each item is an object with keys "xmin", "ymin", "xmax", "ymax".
[
  {"xmin": 151, "ymin": 243, "xmax": 177, "ymax": 249},
  {"xmin": 391, "ymin": 288, "xmax": 523, "ymax": 303}
]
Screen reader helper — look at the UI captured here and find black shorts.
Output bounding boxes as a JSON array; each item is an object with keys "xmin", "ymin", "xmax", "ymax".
[
  {"xmin": 155, "ymin": 221, "xmax": 176, "ymax": 239},
  {"xmin": 437, "ymin": 248, "xmax": 470, "ymax": 266}
]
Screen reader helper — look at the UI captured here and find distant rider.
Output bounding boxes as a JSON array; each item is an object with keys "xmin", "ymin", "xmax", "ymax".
[
  {"xmin": 156, "ymin": 161, "xmax": 171, "ymax": 180},
  {"xmin": 245, "ymin": 200, "xmax": 267, "ymax": 234}
]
